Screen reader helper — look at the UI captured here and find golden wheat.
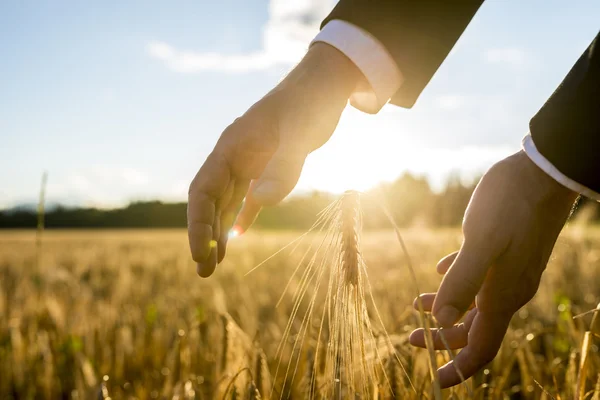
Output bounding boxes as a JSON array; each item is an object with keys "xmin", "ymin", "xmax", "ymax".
[
  {"xmin": 258, "ymin": 191, "xmax": 413, "ymax": 399},
  {"xmin": 2, "ymin": 222, "xmax": 600, "ymax": 398}
]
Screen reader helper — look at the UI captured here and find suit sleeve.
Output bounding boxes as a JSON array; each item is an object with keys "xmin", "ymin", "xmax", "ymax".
[
  {"xmin": 322, "ymin": 0, "xmax": 484, "ymax": 108},
  {"xmin": 529, "ymin": 31, "xmax": 600, "ymax": 196}
]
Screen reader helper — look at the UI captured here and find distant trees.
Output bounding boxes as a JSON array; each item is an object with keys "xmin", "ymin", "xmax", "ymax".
[
  {"xmin": 1, "ymin": 172, "xmax": 596, "ymax": 229},
  {"xmin": 0, "ymin": 201, "xmax": 187, "ymax": 229}
]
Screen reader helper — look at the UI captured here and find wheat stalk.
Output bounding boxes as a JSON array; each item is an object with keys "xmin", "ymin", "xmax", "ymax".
[
  {"xmin": 258, "ymin": 191, "xmax": 413, "ymax": 399},
  {"xmin": 36, "ymin": 171, "xmax": 48, "ymax": 270},
  {"xmin": 341, "ymin": 190, "xmax": 359, "ymax": 286}
]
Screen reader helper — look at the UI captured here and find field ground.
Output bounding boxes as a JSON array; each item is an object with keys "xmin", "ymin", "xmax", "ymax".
[{"xmin": 1, "ymin": 227, "xmax": 600, "ymax": 399}]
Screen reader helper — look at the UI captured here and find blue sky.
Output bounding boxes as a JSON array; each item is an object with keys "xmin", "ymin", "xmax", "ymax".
[{"xmin": 1, "ymin": 1, "xmax": 598, "ymax": 208}]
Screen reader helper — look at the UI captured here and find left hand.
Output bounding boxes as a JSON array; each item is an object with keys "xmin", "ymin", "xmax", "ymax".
[
  {"xmin": 187, "ymin": 43, "xmax": 361, "ymax": 277},
  {"xmin": 408, "ymin": 150, "xmax": 578, "ymax": 388}
]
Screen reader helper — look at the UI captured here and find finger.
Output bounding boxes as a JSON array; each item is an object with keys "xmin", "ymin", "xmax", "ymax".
[
  {"xmin": 438, "ymin": 310, "xmax": 511, "ymax": 388},
  {"xmin": 221, "ymin": 179, "xmax": 250, "ymax": 216},
  {"xmin": 197, "ymin": 211, "xmax": 222, "ymax": 277},
  {"xmin": 432, "ymin": 241, "xmax": 498, "ymax": 327},
  {"xmin": 413, "ymin": 293, "xmax": 436, "ymax": 312},
  {"xmin": 409, "ymin": 309, "xmax": 477, "ymax": 350},
  {"xmin": 251, "ymin": 145, "xmax": 307, "ymax": 206},
  {"xmin": 218, "ymin": 178, "xmax": 236, "ymax": 216},
  {"xmin": 411, "ymin": 308, "xmax": 477, "ymax": 348},
  {"xmin": 201, "ymin": 239, "xmax": 219, "ymax": 278},
  {"xmin": 218, "ymin": 179, "xmax": 250, "ymax": 263},
  {"xmin": 409, "ymin": 327, "xmax": 468, "ymax": 350},
  {"xmin": 235, "ymin": 183, "xmax": 263, "ymax": 232},
  {"xmin": 437, "ymin": 251, "xmax": 459, "ymax": 274},
  {"xmin": 413, "ymin": 293, "xmax": 475, "ymax": 314},
  {"xmin": 218, "ymin": 212, "xmax": 235, "ymax": 263},
  {"xmin": 188, "ymin": 152, "xmax": 231, "ymax": 276}
]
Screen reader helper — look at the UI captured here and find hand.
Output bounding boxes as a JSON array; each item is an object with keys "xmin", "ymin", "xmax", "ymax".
[
  {"xmin": 187, "ymin": 43, "xmax": 361, "ymax": 277},
  {"xmin": 408, "ymin": 150, "xmax": 578, "ymax": 388}
]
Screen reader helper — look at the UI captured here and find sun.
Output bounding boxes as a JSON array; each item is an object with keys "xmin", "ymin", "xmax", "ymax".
[{"xmin": 295, "ymin": 108, "xmax": 419, "ymax": 194}]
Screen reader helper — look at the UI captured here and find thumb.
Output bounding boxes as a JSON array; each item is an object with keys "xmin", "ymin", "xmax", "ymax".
[
  {"xmin": 251, "ymin": 144, "xmax": 307, "ymax": 206},
  {"xmin": 432, "ymin": 241, "xmax": 497, "ymax": 328}
]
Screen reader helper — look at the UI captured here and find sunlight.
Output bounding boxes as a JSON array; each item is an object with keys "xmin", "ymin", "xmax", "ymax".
[
  {"xmin": 228, "ymin": 225, "xmax": 243, "ymax": 239},
  {"xmin": 295, "ymin": 108, "xmax": 514, "ymax": 193},
  {"xmin": 296, "ymin": 108, "xmax": 421, "ymax": 193}
]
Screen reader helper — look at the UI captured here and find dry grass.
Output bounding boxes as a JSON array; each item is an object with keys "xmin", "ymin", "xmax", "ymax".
[{"xmin": 1, "ymin": 220, "xmax": 600, "ymax": 398}]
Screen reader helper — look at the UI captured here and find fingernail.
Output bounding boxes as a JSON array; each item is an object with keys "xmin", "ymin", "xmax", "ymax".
[{"xmin": 435, "ymin": 305, "xmax": 460, "ymax": 327}]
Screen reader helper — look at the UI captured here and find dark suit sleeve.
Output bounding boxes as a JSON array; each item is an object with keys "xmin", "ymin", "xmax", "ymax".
[
  {"xmin": 322, "ymin": 0, "xmax": 484, "ymax": 108},
  {"xmin": 530, "ymin": 31, "xmax": 600, "ymax": 195}
]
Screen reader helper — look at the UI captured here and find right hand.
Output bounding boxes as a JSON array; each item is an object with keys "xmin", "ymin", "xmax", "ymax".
[
  {"xmin": 408, "ymin": 151, "xmax": 577, "ymax": 387},
  {"xmin": 188, "ymin": 43, "xmax": 361, "ymax": 277}
]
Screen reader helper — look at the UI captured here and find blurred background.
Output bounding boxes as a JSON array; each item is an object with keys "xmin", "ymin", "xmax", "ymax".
[{"xmin": 1, "ymin": 0, "xmax": 600, "ymax": 226}]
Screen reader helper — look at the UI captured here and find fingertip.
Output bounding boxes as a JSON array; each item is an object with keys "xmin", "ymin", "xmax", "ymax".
[
  {"xmin": 188, "ymin": 223, "xmax": 213, "ymax": 263},
  {"xmin": 437, "ymin": 361, "xmax": 463, "ymax": 389},
  {"xmin": 196, "ymin": 246, "xmax": 219, "ymax": 277},
  {"xmin": 230, "ymin": 224, "xmax": 244, "ymax": 237},
  {"xmin": 413, "ymin": 293, "xmax": 436, "ymax": 312},
  {"xmin": 437, "ymin": 251, "xmax": 459, "ymax": 274},
  {"xmin": 196, "ymin": 262, "xmax": 214, "ymax": 278},
  {"xmin": 217, "ymin": 239, "xmax": 227, "ymax": 264},
  {"xmin": 408, "ymin": 329, "xmax": 425, "ymax": 347}
]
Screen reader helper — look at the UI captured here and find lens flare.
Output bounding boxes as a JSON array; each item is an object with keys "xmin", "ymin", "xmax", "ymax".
[{"xmin": 228, "ymin": 225, "xmax": 243, "ymax": 239}]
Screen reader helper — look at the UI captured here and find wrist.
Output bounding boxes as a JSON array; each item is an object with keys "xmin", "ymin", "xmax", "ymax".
[
  {"xmin": 307, "ymin": 42, "xmax": 362, "ymax": 92},
  {"xmin": 516, "ymin": 151, "xmax": 578, "ymax": 206},
  {"xmin": 282, "ymin": 43, "xmax": 362, "ymax": 101}
]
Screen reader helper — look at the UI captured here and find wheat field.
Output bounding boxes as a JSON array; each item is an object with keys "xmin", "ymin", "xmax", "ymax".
[{"xmin": 1, "ymin": 224, "xmax": 600, "ymax": 399}]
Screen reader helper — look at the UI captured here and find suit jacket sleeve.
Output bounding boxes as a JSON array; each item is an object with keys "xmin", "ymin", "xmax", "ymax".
[
  {"xmin": 322, "ymin": 0, "xmax": 484, "ymax": 108},
  {"xmin": 529, "ymin": 31, "xmax": 600, "ymax": 195}
]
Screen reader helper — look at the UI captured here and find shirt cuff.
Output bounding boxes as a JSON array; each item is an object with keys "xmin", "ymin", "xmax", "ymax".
[
  {"xmin": 522, "ymin": 134, "xmax": 600, "ymax": 201},
  {"xmin": 311, "ymin": 20, "xmax": 403, "ymax": 114}
]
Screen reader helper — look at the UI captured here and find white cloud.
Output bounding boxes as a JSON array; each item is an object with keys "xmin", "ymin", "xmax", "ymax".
[
  {"xmin": 120, "ymin": 168, "xmax": 150, "ymax": 186},
  {"xmin": 147, "ymin": 0, "xmax": 335, "ymax": 73},
  {"xmin": 85, "ymin": 166, "xmax": 149, "ymax": 186},
  {"xmin": 484, "ymin": 47, "xmax": 529, "ymax": 68},
  {"xmin": 41, "ymin": 166, "xmax": 152, "ymax": 208},
  {"xmin": 164, "ymin": 179, "xmax": 189, "ymax": 202},
  {"xmin": 146, "ymin": 42, "xmax": 276, "ymax": 73},
  {"xmin": 434, "ymin": 94, "xmax": 467, "ymax": 110}
]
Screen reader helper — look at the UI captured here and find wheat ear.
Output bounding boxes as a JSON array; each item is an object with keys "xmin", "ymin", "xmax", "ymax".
[{"xmin": 341, "ymin": 190, "xmax": 360, "ymax": 286}]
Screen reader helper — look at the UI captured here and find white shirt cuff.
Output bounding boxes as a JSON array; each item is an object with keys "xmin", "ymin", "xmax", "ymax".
[
  {"xmin": 522, "ymin": 134, "xmax": 600, "ymax": 201},
  {"xmin": 311, "ymin": 20, "xmax": 403, "ymax": 114}
]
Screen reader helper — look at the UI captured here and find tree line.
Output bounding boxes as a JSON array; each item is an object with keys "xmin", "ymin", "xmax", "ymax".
[{"xmin": 1, "ymin": 172, "xmax": 597, "ymax": 229}]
